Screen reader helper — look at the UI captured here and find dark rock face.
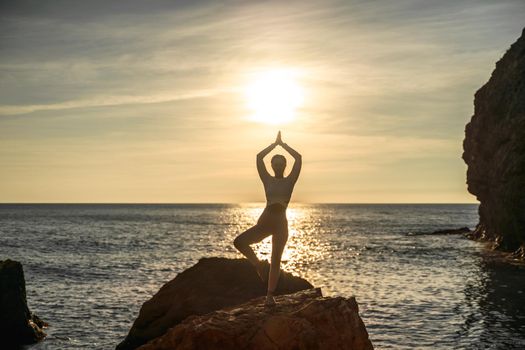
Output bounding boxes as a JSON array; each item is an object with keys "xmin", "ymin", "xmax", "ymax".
[
  {"xmin": 0, "ymin": 259, "xmax": 47, "ymax": 347},
  {"xmin": 116, "ymin": 257, "xmax": 314, "ymax": 350},
  {"xmin": 463, "ymin": 28, "xmax": 525, "ymax": 254},
  {"xmin": 137, "ymin": 288, "xmax": 374, "ymax": 350}
]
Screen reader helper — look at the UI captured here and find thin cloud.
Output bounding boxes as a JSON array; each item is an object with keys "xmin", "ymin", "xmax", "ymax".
[
  {"xmin": 0, "ymin": 88, "xmax": 228, "ymax": 116},
  {"xmin": 0, "ymin": 0, "xmax": 523, "ymax": 202}
]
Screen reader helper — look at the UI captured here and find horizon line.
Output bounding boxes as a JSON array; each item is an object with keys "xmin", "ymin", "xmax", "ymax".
[{"xmin": 0, "ymin": 201, "xmax": 479, "ymax": 205}]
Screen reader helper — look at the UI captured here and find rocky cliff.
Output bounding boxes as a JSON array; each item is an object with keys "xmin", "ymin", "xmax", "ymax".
[
  {"xmin": 463, "ymin": 28, "xmax": 525, "ymax": 258},
  {"xmin": 116, "ymin": 257, "xmax": 314, "ymax": 350},
  {"xmin": 0, "ymin": 259, "xmax": 48, "ymax": 347},
  {"xmin": 137, "ymin": 287, "xmax": 373, "ymax": 350}
]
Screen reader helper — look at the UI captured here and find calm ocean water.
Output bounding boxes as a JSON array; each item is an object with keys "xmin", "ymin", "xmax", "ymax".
[{"xmin": 1, "ymin": 203, "xmax": 524, "ymax": 349}]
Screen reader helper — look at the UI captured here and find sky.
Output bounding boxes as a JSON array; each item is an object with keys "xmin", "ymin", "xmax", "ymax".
[{"xmin": 0, "ymin": 0, "xmax": 524, "ymax": 203}]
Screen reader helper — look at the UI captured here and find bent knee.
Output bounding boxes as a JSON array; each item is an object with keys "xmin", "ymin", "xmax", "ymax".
[{"xmin": 233, "ymin": 236, "xmax": 244, "ymax": 249}]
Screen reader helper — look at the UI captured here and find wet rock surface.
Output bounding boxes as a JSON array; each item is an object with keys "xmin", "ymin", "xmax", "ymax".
[
  {"xmin": 137, "ymin": 287, "xmax": 373, "ymax": 350},
  {"xmin": 463, "ymin": 27, "xmax": 525, "ymax": 256},
  {"xmin": 0, "ymin": 259, "xmax": 47, "ymax": 347}
]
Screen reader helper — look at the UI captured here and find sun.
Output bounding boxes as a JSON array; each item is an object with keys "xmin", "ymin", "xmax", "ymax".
[{"xmin": 244, "ymin": 69, "xmax": 304, "ymax": 125}]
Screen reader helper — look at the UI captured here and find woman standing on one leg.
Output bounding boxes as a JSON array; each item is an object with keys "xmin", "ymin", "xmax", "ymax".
[{"xmin": 233, "ymin": 131, "xmax": 302, "ymax": 306}]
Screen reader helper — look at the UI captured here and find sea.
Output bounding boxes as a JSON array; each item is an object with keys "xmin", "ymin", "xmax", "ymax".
[{"xmin": 1, "ymin": 203, "xmax": 524, "ymax": 350}]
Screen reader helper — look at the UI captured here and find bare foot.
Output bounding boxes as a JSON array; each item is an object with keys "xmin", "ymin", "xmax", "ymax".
[{"xmin": 264, "ymin": 295, "xmax": 276, "ymax": 307}]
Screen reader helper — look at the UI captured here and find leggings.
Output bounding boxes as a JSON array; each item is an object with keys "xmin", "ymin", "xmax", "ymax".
[{"xmin": 233, "ymin": 203, "xmax": 289, "ymax": 292}]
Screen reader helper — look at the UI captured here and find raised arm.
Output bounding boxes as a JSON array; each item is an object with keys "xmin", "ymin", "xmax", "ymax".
[
  {"xmin": 281, "ymin": 142, "xmax": 302, "ymax": 183},
  {"xmin": 256, "ymin": 142, "xmax": 277, "ymax": 182}
]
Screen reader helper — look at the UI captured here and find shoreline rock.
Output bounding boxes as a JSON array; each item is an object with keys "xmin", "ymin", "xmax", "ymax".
[
  {"xmin": 0, "ymin": 259, "xmax": 48, "ymax": 347},
  {"xmin": 462, "ymin": 27, "xmax": 525, "ymax": 258},
  {"xmin": 137, "ymin": 287, "xmax": 374, "ymax": 350},
  {"xmin": 407, "ymin": 227, "xmax": 472, "ymax": 236},
  {"xmin": 430, "ymin": 227, "xmax": 471, "ymax": 235},
  {"xmin": 116, "ymin": 257, "xmax": 314, "ymax": 350}
]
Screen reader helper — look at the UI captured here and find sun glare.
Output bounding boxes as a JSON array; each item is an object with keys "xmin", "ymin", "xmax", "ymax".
[{"xmin": 244, "ymin": 69, "xmax": 304, "ymax": 125}]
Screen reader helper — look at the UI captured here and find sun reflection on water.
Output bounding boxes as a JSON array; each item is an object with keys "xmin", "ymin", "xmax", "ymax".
[
  {"xmin": 242, "ymin": 204, "xmax": 331, "ymax": 280},
  {"xmin": 4, "ymin": 203, "xmax": 514, "ymax": 349}
]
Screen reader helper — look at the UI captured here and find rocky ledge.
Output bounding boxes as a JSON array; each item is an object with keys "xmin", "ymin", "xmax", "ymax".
[
  {"xmin": 117, "ymin": 257, "xmax": 373, "ymax": 350},
  {"xmin": 430, "ymin": 227, "xmax": 471, "ymax": 235},
  {"xmin": 138, "ymin": 287, "xmax": 373, "ymax": 350},
  {"xmin": 462, "ymin": 27, "xmax": 525, "ymax": 258},
  {"xmin": 117, "ymin": 257, "xmax": 314, "ymax": 350},
  {"xmin": 0, "ymin": 259, "xmax": 48, "ymax": 347}
]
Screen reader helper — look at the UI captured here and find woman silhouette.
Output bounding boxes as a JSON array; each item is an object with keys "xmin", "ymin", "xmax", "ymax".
[{"xmin": 233, "ymin": 131, "xmax": 302, "ymax": 306}]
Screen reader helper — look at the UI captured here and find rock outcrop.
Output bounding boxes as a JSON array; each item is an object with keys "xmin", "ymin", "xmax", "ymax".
[
  {"xmin": 116, "ymin": 257, "xmax": 314, "ymax": 350},
  {"xmin": 430, "ymin": 227, "xmax": 471, "ymax": 235},
  {"xmin": 0, "ymin": 259, "xmax": 48, "ymax": 347},
  {"xmin": 137, "ymin": 287, "xmax": 373, "ymax": 350},
  {"xmin": 408, "ymin": 227, "xmax": 472, "ymax": 236},
  {"xmin": 462, "ymin": 27, "xmax": 525, "ymax": 257}
]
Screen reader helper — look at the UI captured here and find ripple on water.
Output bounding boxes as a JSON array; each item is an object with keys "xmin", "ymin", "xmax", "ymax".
[{"xmin": 1, "ymin": 203, "xmax": 524, "ymax": 349}]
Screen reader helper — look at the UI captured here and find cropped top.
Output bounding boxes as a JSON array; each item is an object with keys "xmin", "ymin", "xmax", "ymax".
[{"xmin": 263, "ymin": 176, "xmax": 295, "ymax": 208}]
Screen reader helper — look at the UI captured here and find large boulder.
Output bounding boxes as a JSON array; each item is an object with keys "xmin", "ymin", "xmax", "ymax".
[
  {"xmin": 462, "ymin": 27, "xmax": 525, "ymax": 256},
  {"xmin": 137, "ymin": 288, "xmax": 373, "ymax": 350},
  {"xmin": 0, "ymin": 259, "xmax": 47, "ymax": 347},
  {"xmin": 117, "ymin": 257, "xmax": 314, "ymax": 350}
]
